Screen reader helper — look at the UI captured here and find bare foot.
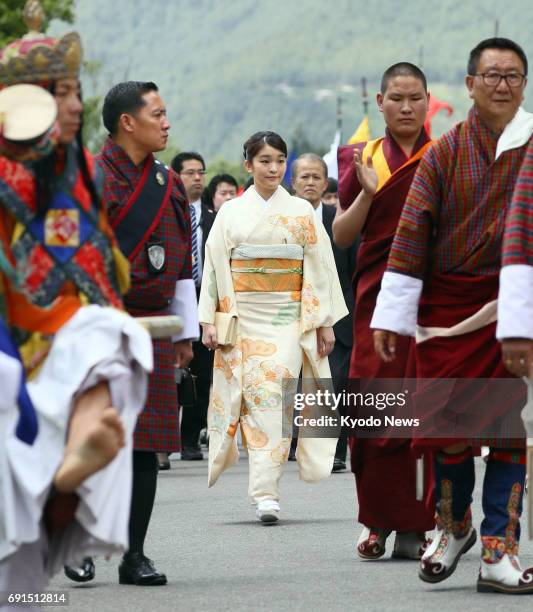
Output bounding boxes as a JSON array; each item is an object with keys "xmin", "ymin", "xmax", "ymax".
[{"xmin": 53, "ymin": 407, "xmax": 125, "ymax": 493}]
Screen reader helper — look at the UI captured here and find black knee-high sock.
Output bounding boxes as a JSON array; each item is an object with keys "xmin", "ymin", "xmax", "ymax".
[{"xmin": 127, "ymin": 450, "xmax": 158, "ymax": 556}]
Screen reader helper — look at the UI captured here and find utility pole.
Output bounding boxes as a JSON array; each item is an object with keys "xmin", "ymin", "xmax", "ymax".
[
  {"xmin": 336, "ymin": 96, "xmax": 343, "ymax": 142},
  {"xmin": 362, "ymin": 77, "xmax": 368, "ymax": 117},
  {"xmin": 494, "ymin": 19, "xmax": 499, "ymax": 36}
]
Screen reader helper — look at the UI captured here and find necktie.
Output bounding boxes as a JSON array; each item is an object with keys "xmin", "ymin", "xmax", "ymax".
[{"xmin": 189, "ymin": 204, "xmax": 200, "ymax": 286}]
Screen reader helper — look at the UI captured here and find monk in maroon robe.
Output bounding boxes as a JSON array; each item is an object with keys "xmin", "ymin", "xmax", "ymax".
[{"xmin": 334, "ymin": 63, "xmax": 435, "ymax": 560}]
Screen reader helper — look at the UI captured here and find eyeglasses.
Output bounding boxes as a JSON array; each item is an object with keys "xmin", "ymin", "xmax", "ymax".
[
  {"xmin": 180, "ymin": 170, "xmax": 207, "ymax": 177},
  {"xmin": 475, "ymin": 72, "xmax": 526, "ymax": 88}
]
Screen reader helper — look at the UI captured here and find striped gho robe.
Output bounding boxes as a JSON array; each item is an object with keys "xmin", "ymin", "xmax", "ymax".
[
  {"xmin": 371, "ymin": 107, "xmax": 533, "ymax": 448},
  {"xmin": 97, "ymin": 138, "xmax": 195, "ymax": 452},
  {"xmin": 497, "ymin": 136, "xmax": 533, "ymax": 341}
]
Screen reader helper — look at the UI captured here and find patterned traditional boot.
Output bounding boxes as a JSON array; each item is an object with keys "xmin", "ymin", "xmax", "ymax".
[
  {"xmin": 357, "ymin": 526, "xmax": 392, "ymax": 559},
  {"xmin": 477, "ymin": 450, "xmax": 533, "ymax": 593},
  {"xmin": 419, "ymin": 449, "xmax": 477, "ymax": 583}
]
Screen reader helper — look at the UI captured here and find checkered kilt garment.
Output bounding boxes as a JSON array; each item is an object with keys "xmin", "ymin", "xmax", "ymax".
[
  {"xmin": 503, "ymin": 136, "xmax": 533, "ymax": 267},
  {"xmin": 385, "ymin": 109, "xmax": 529, "ymax": 449},
  {"xmin": 96, "ymin": 138, "xmax": 193, "ymax": 452}
]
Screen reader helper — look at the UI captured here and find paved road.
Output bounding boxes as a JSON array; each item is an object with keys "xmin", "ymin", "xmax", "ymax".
[{"xmin": 48, "ymin": 455, "xmax": 533, "ymax": 612}]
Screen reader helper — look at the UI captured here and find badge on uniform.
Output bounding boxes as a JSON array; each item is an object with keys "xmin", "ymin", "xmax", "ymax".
[{"xmin": 146, "ymin": 240, "xmax": 166, "ymax": 276}]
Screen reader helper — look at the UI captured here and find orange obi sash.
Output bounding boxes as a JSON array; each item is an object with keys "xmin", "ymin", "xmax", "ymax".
[{"xmin": 231, "ymin": 257, "xmax": 303, "ymax": 293}]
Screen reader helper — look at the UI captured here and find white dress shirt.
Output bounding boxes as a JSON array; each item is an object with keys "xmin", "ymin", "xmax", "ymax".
[{"xmin": 314, "ymin": 202, "xmax": 323, "ymax": 224}]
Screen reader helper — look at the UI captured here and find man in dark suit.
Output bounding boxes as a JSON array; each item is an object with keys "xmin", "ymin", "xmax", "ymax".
[
  {"xmin": 292, "ymin": 153, "xmax": 357, "ymax": 471},
  {"xmin": 171, "ymin": 152, "xmax": 216, "ymax": 461}
]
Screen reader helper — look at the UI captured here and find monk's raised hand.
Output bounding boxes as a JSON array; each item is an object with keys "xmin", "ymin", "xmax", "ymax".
[
  {"xmin": 373, "ymin": 329, "xmax": 397, "ymax": 363},
  {"xmin": 353, "ymin": 148, "xmax": 378, "ymax": 196}
]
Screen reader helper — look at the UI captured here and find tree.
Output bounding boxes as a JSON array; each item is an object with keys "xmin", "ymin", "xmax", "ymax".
[
  {"xmin": 0, "ymin": 0, "xmax": 74, "ymax": 48},
  {"xmin": 156, "ymin": 143, "xmax": 181, "ymax": 168},
  {"xmin": 81, "ymin": 59, "xmax": 107, "ymax": 153}
]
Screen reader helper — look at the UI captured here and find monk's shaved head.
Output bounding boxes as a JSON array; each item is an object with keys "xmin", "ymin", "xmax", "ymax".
[{"xmin": 380, "ymin": 62, "xmax": 427, "ymax": 94}]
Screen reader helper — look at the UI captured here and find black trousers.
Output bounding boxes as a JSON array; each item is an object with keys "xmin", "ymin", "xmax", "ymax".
[
  {"xmin": 128, "ymin": 450, "xmax": 158, "ymax": 555},
  {"xmin": 328, "ymin": 342, "xmax": 351, "ymax": 461},
  {"xmin": 180, "ymin": 338, "xmax": 213, "ymax": 448}
]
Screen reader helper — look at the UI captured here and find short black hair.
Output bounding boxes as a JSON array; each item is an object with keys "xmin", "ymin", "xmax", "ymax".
[
  {"xmin": 291, "ymin": 153, "xmax": 328, "ymax": 180},
  {"xmin": 207, "ymin": 173, "xmax": 238, "ymax": 194},
  {"xmin": 467, "ymin": 37, "xmax": 528, "ymax": 76},
  {"xmin": 202, "ymin": 174, "xmax": 239, "ymax": 210},
  {"xmin": 243, "ymin": 131, "xmax": 287, "ymax": 161},
  {"xmin": 102, "ymin": 81, "xmax": 158, "ymax": 135},
  {"xmin": 324, "ymin": 177, "xmax": 338, "ymax": 194},
  {"xmin": 171, "ymin": 151, "xmax": 206, "ymax": 173},
  {"xmin": 380, "ymin": 62, "xmax": 427, "ymax": 94}
]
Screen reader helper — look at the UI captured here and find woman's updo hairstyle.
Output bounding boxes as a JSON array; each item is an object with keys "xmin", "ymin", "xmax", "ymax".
[{"xmin": 243, "ymin": 131, "xmax": 288, "ymax": 161}]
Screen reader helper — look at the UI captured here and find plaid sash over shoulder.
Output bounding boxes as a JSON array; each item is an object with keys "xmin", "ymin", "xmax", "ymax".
[{"xmin": 96, "ymin": 138, "xmax": 192, "ymax": 313}]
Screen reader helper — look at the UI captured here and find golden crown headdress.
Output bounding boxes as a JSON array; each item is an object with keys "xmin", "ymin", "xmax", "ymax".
[{"xmin": 0, "ymin": 1, "xmax": 82, "ymax": 87}]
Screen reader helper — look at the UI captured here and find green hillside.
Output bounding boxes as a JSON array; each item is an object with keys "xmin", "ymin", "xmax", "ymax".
[{"xmin": 49, "ymin": 0, "xmax": 533, "ymax": 162}]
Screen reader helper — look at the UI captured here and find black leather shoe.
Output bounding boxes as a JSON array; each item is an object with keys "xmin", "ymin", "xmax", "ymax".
[
  {"xmin": 287, "ymin": 450, "xmax": 297, "ymax": 461},
  {"xmin": 118, "ymin": 552, "xmax": 167, "ymax": 586},
  {"xmin": 157, "ymin": 452, "xmax": 170, "ymax": 471},
  {"xmin": 332, "ymin": 458, "xmax": 346, "ymax": 473},
  {"xmin": 64, "ymin": 557, "xmax": 95, "ymax": 582},
  {"xmin": 199, "ymin": 428, "xmax": 209, "ymax": 447},
  {"xmin": 180, "ymin": 446, "xmax": 203, "ymax": 460}
]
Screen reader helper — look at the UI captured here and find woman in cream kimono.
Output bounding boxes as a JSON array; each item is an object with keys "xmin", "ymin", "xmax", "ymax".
[{"xmin": 199, "ymin": 131, "xmax": 347, "ymax": 522}]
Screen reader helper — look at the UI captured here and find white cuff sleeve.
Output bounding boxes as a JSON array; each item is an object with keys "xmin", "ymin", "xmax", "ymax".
[
  {"xmin": 169, "ymin": 279, "xmax": 200, "ymax": 342},
  {"xmin": 0, "ymin": 352, "xmax": 22, "ymax": 412},
  {"xmin": 496, "ymin": 264, "xmax": 533, "ymax": 340},
  {"xmin": 370, "ymin": 271, "xmax": 423, "ymax": 336}
]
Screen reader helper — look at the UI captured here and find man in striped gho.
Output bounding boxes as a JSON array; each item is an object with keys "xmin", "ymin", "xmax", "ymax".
[{"xmin": 371, "ymin": 38, "xmax": 533, "ymax": 594}]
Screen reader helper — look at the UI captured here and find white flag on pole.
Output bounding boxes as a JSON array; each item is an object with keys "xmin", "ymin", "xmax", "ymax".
[{"xmin": 323, "ymin": 130, "xmax": 341, "ymax": 179}]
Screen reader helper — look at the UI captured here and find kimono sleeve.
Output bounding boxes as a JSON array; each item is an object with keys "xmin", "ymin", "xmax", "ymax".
[
  {"xmin": 198, "ymin": 207, "xmax": 237, "ymax": 325},
  {"xmin": 301, "ymin": 207, "xmax": 348, "ymax": 332}
]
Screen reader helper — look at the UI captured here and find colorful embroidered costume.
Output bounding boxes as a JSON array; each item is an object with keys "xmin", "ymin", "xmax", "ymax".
[{"xmin": 0, "ymin": 1, "xmax": 152, "ymax": 593}]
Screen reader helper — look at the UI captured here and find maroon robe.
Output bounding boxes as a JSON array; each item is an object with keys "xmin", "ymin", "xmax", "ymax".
[
  {"xmin": 338, "ymin": 129, "xmax": 435, "ymax": 531},
  {"xmin": 413, "ymin": 272, "xmax": 525, "ymax": 450}
]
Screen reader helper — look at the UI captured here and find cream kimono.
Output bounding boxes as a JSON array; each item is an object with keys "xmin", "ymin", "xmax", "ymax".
[{"xmin": 198, "ymin": 185, "xmax": 347, "ymax": 502}]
